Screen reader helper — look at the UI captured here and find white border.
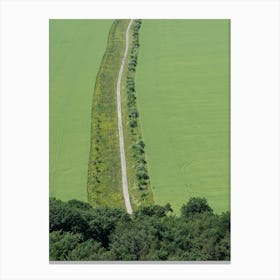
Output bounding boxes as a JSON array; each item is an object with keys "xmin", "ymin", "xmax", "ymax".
[{"xmin": 0, "ymin": 0, "xmax": 279, "ymax": 279}]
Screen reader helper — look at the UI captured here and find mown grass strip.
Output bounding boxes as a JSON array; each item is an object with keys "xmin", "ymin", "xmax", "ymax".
[
  {"xmin": 87, "ymin": 20, "xmax": 130, "ymax": 208},
  {"xmin": 121, "ymin": 19, "xmax": 154, "ymax": 208}
]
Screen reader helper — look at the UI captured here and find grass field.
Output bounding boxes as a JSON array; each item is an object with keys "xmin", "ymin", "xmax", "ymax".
[
  {"xmin": 49, "ymin": 20, "xmax": 113, "ymax": 202},
  {"xmin": 136, "ymin": 20, "xmax": 230, "ymax": 213}
]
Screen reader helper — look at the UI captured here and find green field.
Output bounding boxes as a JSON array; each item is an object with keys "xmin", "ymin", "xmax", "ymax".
[
  {"xmin": 50, "ymin": 19, "xmax": 230, "ymax": 213},
  {"xmin": 136, "ymin": 20, "xmax": 230, "ymax": 213},
  {"xmin": 49, "ymin": 20, "xmax": 113, "ymax": 201}
]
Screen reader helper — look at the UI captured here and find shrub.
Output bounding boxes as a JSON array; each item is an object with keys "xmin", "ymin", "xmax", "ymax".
[
  {"xmin": 134, "ymin": 154, "xmax": 146, "ymax": 164},
  {"xmin": 136, "ymin": 170, "xmax": 149, "ymax": 180},
  {"xmin": 129, "ymin": 108, "xmax": 139, "ymax": 119},
  {"xmin": 125, "ymin": 20, "xmax": 151, "ymax": 192},
  {"xmin": 129, "ymin": 119, "xmax": 137, "ymax": 128},
  {"xmin": 132, "ymin": 143, "xmax": 144, "ymax": 154},
  {"xmin": 137, "ymin": 140, "xmax": 145, "ymax": 148}
]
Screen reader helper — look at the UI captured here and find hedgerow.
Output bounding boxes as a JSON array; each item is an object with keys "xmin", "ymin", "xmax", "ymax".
[{"xmin": 125, "ymin": 20, "xmax": 151, "ymax": 191}]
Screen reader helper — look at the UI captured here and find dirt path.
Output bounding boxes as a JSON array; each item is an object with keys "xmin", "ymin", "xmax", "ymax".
[{"xmin": 116, "ymin": 19, "xmax": 133, "ymax": 214}]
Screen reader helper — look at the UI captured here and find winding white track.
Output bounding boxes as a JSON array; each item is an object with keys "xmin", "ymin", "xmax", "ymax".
[{"xmin": 116, "ymin": 19, "xmax": 133, "ymax": 214}]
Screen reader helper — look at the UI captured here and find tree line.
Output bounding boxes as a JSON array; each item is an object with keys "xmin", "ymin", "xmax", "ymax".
[
  {"xmin": 50, "ymin": 197, "xmax": 230, "ymax": 261},
  {"xmin": 126, "ymin": 19, "xmax": 151, "ymax": 191}
]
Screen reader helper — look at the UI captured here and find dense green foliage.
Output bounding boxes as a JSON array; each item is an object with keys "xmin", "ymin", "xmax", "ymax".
[
  {"xmin": 181, "ymin": 197, "xmax": 213, "ymax": 218},
  {"xmin": 127, "ymin": 20, "xmax": 150, "ymax": 191},
  {"xmin": 87, "ymin": 20, "xmax": 131, "ymax": 208},
  {"xmin": 49, "ymin": 20, "xmax": 113, "ymax": 202},
  {"xmin": 50, "ymin": 197, "xmax": 230, "ymax": 261},
  {"xmin": 136, "ymin": 20, "xmax": 230, "ymax": 213}
]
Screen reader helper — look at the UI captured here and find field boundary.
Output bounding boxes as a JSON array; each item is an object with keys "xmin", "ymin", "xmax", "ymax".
[{"xmin": 121, "ymin": 19, "xmax": 154, "ymax": 208}]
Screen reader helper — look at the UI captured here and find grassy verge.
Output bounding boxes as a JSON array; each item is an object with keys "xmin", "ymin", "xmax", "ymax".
[
  {"xmin": 87, "ymin": 20, "xmax": 130, "ymax": 208},
  {"xmin": 121, "ymin": 20, "xmax": 154, "ymax": 208}
]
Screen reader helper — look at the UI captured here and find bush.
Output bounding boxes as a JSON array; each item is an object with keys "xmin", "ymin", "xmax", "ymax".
[
  {"xmin": 136, "ymin": 163, "xmax": 147, "ymax": 172},
  {"xmin": 137, "ymin": 140, "xmax": 145, "ymax": 148},
  {"xmin": 138, "ymin": 184, "xmax": 147, "ymax": 190},
  {"xmin": 125, "ymin": 20, "xmax": 151, "ymax": 192},
  {"xmin": 136, "ymin": 170, "xmax": 149, "ymax": 180},
  {"xmin": 134, "ymin": 154, "xmax": 146, "ymax": 164},
  {"xmin": 132, "ymin": 143, "xmax": 144, "ymax": 154},
  {"xmin": 129, "ymin": 119, "xmax": 137, "ymax": 128},
  {"xmin": 129, "ymin": 108, "xmax": 139, "ymax": 119},
  {"xmin": 135, "ymin": 205, "xmax": 167, "ymax": 218}
]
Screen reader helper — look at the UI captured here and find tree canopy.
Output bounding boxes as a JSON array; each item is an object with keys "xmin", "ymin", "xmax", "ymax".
[{"xmin": 49, "ymin": 197, "xmax": 230, "ymax": 261}]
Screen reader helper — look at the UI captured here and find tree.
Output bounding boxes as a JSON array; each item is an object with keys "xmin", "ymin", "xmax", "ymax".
[
  {"xmin": 135, "ymin": 205, "xmax": 167, "ymax": 218},
  {"xmin": 132, "ymin": 143, "xmax": 144, "ymax": 154},
  {"xmin": 49, "ymin": 197, "xmax": 230, "ymax": 261},
  {"xmin": 136, "ymin": 169, "xmax": 149, "ymax": 180},
  {"xmin": 88, "ymin": 207, "xmax": 128, "ymax": 248},
  {"xmin": 181, "ymin": 197, "xmax": 213, "ymax": 218},
  {"xmin": 109, "ymin": 219, "xmax": 158, "ymax": 260},
  {"xmin": 164, "ymin": 203, "xmax": 173, "ymax": 213},
  {"xmin": 67, "ymin": 199, "xmax": 92, "ymax": 211},
  {"xmin": 49, "ymin": 198, "xmax": 89, "ymax": 235},
  {"xmin": 129, "ymin": 119, "xmax": 137, "ymax": 128},
  {"xmin": 49, "ymin": 231, "xmax": 82, "ymax": 261},
  {"xmin": 129, "ymin": 108, "xmax": 139, "ymax": 119},
  {"xmin": 68, "ymin": 239, "xmax": 108, "ymax": 261}
]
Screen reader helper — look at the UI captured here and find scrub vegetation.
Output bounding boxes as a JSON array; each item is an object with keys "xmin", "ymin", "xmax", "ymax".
[
  {"xmin": 50, "ymin": 197, "xmax": 230, "ymax": 261},
  {"xmin": 87, "ymin": 20, "xmax": 130, "ymax": 209},
  {"xmin": 87, "ymin": 19, "xmax": 154, "ymax": 210}
]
